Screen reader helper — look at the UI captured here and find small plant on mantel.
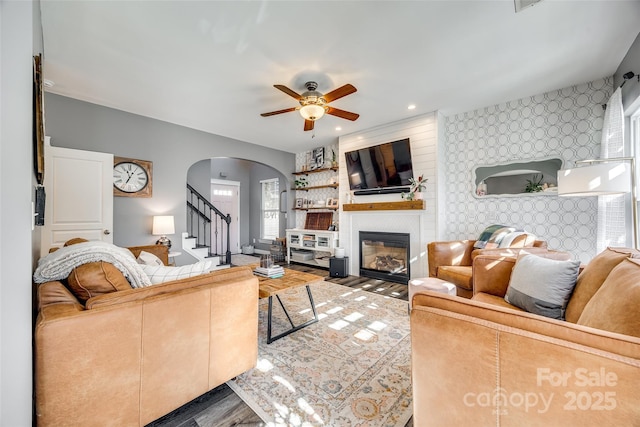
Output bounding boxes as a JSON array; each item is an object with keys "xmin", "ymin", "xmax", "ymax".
[{"xmin": 402, "ymin": 175, "xmax": 427, "ymax": 201}]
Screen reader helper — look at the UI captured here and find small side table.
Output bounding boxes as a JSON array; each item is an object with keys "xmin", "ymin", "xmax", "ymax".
[{"xmin": 168, "ymin": 251, "xmax": 182, "ymax": 266}]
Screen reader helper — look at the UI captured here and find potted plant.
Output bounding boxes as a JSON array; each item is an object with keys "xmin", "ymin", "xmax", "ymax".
[
  {"xmin": 402, "ymin": 174, "xmax": 427, "ymax": 200},
  {"xmin": 331, "ymin": 149, "xmax": 338, "ymax": 168},
  {"xmin": 525, "ymin": 174, "xmax": 544, "ymax": 193},
  {"xmin": 295, "ymin": 177, "xmax": 308, "ymax": 189}
]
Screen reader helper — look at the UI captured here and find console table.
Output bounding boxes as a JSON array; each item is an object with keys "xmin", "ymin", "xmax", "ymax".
[{"xmin": 285, "ymin": 228, "xmax": 339, "ymax": 267}]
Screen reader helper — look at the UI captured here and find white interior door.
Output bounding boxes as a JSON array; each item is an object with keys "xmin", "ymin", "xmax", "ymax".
[
  {"xmin": 210, "ymin": 180, "xmax": 240, "ymax": 254},
  {"xmin": 40, "ymin": 140, "xmax": 114, "ymax": 257}
]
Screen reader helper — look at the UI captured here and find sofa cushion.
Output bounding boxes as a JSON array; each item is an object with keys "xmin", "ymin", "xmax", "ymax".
[
  {"xmin": 437, "ymin": 266, "xmax": 473, "ymax": 290},
  {"xmin": 472, "ymin": 292, "xmax": 525, "ymax": 311},
  {"xmin": 564, "ymin": 247, "xmax": 638, "ymax": 323},
  {"xmin": 577, "ymin": 258, "xmax": 640, "ymax": 338},
  {"xmin": 67, "ymin": 261, "xmax": 132, "ymax": 303},
  {"xmin": 505, "ymin": 254, "xmax": 580, "ymax": 320}
]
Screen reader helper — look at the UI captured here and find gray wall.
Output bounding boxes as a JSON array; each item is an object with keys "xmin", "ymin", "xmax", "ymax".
[
  {"xmin": 1, "ymin": 1, "xmax": 38, "ymax": 424},
  {"xmin": 44, "ymin": 93, "xmax": 295, "ymax": 263},
  {"xmin": 615, "ymin": 32, "xmax": 640, "ymax": 112}
]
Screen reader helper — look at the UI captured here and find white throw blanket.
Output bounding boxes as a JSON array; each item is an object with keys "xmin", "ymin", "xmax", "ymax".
[{"xmin": 33, "ymin": 241, "xmax": 152, "ymax": 288}]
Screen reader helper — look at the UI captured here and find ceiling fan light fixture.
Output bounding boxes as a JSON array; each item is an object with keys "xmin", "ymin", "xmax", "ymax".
[{"xmin": 299, "ymin": 104, "xmax": 326, "ymax": 121}]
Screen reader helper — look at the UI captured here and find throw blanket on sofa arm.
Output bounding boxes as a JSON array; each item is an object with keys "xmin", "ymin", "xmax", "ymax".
[{"xmin": 33, "ymin": 241, "xmax": 152, "ymax": 288}]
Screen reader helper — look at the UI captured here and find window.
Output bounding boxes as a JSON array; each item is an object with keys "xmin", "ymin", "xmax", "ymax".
[{"xmin": 261, "ymin": 178, "xmax": 280, "ymax": 240}]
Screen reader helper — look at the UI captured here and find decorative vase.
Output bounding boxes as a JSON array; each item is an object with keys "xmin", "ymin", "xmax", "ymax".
[{"xmin": 413, "ymin": 192, "xmax": 423, "ymax": 200}]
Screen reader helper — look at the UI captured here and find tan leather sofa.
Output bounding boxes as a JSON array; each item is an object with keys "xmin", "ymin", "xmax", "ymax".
[
  {"xmin": 34, "ymin": 244, "xmax": 259, "ymax": 426},
  {"xmin": 411, "ymin": 247, "xmax": 640, "ymax": 425},
  {"xmin": 427, "ymin": 238, "xmax": 548, "ymax": 298}
]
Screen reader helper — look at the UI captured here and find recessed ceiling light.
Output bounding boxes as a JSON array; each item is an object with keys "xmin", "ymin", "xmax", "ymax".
[
  {"xmin": 335, "ymin": 126, "xmax": 342, "ymax": 131},
  {"xmin": 407, "ymin": 104, "xmax": 416, "ymax": 110}
]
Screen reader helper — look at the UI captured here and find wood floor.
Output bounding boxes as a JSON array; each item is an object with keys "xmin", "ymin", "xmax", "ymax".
[{"xmin": 147, "ymin": 262, "xmax": 413, "ymax": 427}]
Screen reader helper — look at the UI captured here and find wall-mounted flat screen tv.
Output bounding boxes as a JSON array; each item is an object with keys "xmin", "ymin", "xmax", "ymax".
[{"xmin": 344, "ymin": 138, "xmax": 414, "ymax": 192}]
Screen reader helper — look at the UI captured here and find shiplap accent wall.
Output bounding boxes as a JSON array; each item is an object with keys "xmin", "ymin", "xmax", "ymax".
[{"xmin": 337, "ymin": 112, "xmax": 439, "ymax": 278}]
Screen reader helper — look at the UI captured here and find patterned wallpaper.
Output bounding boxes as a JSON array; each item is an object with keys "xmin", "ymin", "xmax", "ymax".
[{"xmin": 443, "ymin": 77, "xmax": 613, "ymax": 263}]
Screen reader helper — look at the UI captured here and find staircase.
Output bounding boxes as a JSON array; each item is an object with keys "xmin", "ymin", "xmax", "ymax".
[{"xmin": 184, "ymin": 184, "xmax": 232, "ymax": 269}]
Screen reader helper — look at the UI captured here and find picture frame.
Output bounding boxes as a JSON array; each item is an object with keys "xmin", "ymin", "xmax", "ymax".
[
  {"xmin": 33, "ymin": 54, "xmax": 45, "ymax": 185},
  {"xmin": 328, "ymin": 198, "xmax": 339, "ymax": 208},
  {"xmin": 312, "ymin": 147, "xmax": 324, "ymax": 170},
  {"xmin": 295, "ymin": 198, "xmax": 303, "ymax": 209}
]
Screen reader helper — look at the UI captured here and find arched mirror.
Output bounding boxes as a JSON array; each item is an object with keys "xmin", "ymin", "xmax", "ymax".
[{"xmin": 473, "ymin": 157, "xmax": 564, "ymax": 197}]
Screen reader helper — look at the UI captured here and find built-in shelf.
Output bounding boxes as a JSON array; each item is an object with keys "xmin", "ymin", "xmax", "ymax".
[
  {"xmin": 292, "ymin": 167, "xmax": 338, "ymax": 176},
  {"xmin": 342, "ymin": 200, "xmax": 425, "ymax": 211},
  {"xmin": 293, "ymin": 184, "xmax": 339, "ymax": 191}
]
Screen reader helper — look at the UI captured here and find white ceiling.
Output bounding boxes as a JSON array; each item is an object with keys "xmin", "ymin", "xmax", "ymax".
[{"xmin": 40, "ymin": 1, "xmax": 640, "ymax": 154}]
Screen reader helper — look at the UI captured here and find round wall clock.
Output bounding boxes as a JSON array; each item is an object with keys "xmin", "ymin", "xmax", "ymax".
[{"xmin": 113, "ymin": 156, "xmax": 153, "ymax": 198}]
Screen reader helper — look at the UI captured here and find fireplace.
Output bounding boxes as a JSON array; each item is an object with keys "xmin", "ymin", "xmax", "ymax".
[{"xmin": 359, "ymin": 231, "xmax": 410, "ymax": 284}]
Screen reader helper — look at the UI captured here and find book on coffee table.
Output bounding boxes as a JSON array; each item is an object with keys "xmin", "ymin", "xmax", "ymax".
[{"xmin": 254, "ymin": 265, "xmax": 285, "ymax": 278}]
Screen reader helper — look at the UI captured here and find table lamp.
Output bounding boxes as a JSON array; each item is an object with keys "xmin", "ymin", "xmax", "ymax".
[{"xmin": 152, "ymin": 215, "xmax": 175, "ymax": 249}]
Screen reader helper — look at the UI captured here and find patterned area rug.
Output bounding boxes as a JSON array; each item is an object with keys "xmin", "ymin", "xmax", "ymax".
[{"xmin": 227, "ymin": 280, "xmax": 412, "ymax": 427}]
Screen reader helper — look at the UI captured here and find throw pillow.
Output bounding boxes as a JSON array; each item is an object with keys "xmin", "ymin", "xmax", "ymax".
[
  {"xmin": 504, "ymin": 254, "xmax": 581, "ymax": 320},
  {"xmin": 140, "ymin": 261, "xmax": 213, "ymax": 285},
  {"xmin": 498, "ymin": 231, "xmax": 536, "ymax": 248},
  {"xmin": 474, "ymin": 225, "xmax": 518, "ymax": 249},
  {"xmin": 67, "ymin": 261, "xmax": 132, "ymax": 303},
  {"xmin": 137, "ymin": 250, "xmax": 164, "ymax": 266},
  {"xmin": 577, "ymin": 258, "xmax": 640, "ymax": 338}
]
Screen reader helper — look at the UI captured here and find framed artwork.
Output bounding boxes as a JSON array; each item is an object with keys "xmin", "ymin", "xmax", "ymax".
[
  {"xmin": 312, "ymin": 147, "xmax": 324, "ymax": 170},
  {"xmin": 295, "ymin": 198, "xmax": 303, "ymax": 209},
  {"xmin": 33, "ymin": 54, "xmax": 45, "ymax": 185},
  {"xmin": 328, "ymin": 198, "xmax": 339, "ymax": 208}
]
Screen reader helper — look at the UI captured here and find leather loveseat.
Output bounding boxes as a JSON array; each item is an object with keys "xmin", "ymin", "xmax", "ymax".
[
  {"xmin": 34, "ymin": 244, "xmax": 259, "ymax": 426},
  {"xmin": 411, "ymin": 247, "xmax": 640, "ymax": 425}
]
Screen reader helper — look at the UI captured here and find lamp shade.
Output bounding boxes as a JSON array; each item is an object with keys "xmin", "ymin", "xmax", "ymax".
[
  {"xmin": 299, "ymin": 104, "xmax": 326, "ymax": 121},
  {"xmin": 152, "ymin": 215, "xmax": 175, "ymax": 235},
  {"xmin": 557, "ymin": 162, "xmax": 631, "ymax": 196}
]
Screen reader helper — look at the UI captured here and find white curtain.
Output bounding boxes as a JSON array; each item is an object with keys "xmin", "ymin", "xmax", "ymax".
[{"xmin": 597, "ymin": 88, "xmax": 626, "ymax": 252}]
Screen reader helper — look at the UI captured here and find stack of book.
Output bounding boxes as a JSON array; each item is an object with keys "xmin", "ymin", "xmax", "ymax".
[{"xmin": 253, "ymin": 265, "xmax": 285, "ymax": 279}]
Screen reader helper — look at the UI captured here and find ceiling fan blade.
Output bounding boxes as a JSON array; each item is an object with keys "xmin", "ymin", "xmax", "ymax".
[
  {"xmin": 260, "ymin": 107, "xmax": 297, "ymax": 117},
  {"xmin": 322, "ymin": 84, "xmax": 357, "ymax": 103},
  {"xmin": 274, "ymin": 84, "xmax": 302, "ymax": 100},
  {"xmin": 327, "ymin": 107, "xmax": 359, "ymax": 121},
  {"xmin": 304, "ymin": 120, "xmax": 314, "ymax": 131}
]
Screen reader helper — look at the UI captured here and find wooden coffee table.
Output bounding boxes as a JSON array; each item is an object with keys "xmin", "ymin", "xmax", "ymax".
[{"xmin": 255, "ymin": 268, "xmax": 325, "ymax": 344}]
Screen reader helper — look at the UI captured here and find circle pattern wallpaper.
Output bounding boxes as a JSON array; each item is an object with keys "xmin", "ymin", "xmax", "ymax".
[{"xmin": 444, "ymin": 77, "xmax": 613, "ymax": 263}]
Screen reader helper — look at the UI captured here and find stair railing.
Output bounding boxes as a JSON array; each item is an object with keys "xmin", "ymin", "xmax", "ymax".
[{"xmin": 186, "ymin": 183, "xmax": 232, "ymax": 265}]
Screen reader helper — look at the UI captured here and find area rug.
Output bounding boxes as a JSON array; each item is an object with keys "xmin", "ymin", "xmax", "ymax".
[{"xmin": 227, "ymin": 280, "xmax": 412, "ymax": 427}]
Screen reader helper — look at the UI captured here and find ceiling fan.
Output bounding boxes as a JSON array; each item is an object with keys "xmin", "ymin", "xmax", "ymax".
[{"xmin": 261, "ymin": 81, "xmax": 359, "ymax": 131}]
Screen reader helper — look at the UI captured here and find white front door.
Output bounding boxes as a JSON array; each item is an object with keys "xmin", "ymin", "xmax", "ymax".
[
  {"xmin": 40, "ymin": 140, "xmax": 114, "ymax": 257},
  {"xmin": 210, "ymin": 180, "xmax": 240, "ymax": 255}
]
